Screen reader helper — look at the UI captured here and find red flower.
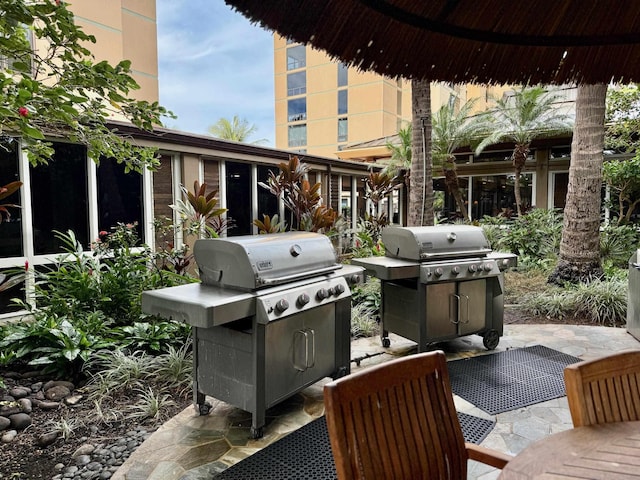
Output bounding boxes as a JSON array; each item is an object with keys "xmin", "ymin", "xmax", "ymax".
[
  {"xmin": 55, "ymin": 0, "xmax": 61, "ymax": 5},
  {"xmin": 99, "ymin": 230, "xmax": 108, "ymax": 236},
  {"xmin": 18, "ymin": 107, "xmax": 28, "ymax": 117},
  {"xmin": 24, "ymin": 260, "xmax": 29, "ymax": 270}
]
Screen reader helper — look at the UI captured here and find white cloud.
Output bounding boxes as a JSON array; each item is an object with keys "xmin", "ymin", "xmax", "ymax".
[{"xmin": 157, "ymin": 0, "xmax": 275, "ymax": 144}]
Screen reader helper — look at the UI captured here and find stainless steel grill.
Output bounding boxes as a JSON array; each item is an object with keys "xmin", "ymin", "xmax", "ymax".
[
  {"xmin": 352, "ymin": 225, "xmax": 516, "ymax": 351},
  {"xmin": 142, "ymin": 232, "xmax": 364, "ymax": 438}
]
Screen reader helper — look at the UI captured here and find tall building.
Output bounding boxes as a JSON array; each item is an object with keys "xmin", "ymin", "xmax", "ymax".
[
  {"xmin": 274, "ymin": 34, "xmax": 507, "ymax": 157},
  {"xmin": 71, "ymin": 0, "xmax": 159, "ymax": 104}
]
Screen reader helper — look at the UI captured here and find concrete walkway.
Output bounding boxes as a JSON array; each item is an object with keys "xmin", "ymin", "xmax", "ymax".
[{"xmin": 113, "ymin": 324, "xmax": 640, "ymax": 480}]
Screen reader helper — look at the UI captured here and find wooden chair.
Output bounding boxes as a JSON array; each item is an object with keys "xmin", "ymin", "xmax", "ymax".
[
  {"xmin": 564, "ymin": 350, "xmax": 640, "ymax": 427},
  {"xmin": 323, "ymin": 351, "xmax": 512, "ymax": 480}
]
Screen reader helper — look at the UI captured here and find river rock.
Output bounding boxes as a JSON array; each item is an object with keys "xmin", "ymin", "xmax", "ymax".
[
  {"xmin": 17, "ymin": 398, "xmax": 32, "ymax": 413},
  {"xmin": 0, "ymin": 416, "xmax": 10, "ymax": 431},
  {"xmin": 1, "ymin": 429, "xmax": 17, "ymax": 442},
  {"xmin": 64, "ymin": 394, "xmax": 83, "ymax": 406},
  {"xmin": 44, "ymin": 380, "xmax": 75, "ymax": 392},
  {"xmin": 0, "ymin": 404, "xmax": 21, "ymax": 416},
  {"xmin": 73, "ymin": 443, "xmax": 96, "ymax": 457},
  {"xmin": 8, "ymin": 387, "xmax": 30, "ymax": 399},
  {"xmin": 31, "ymin": 381, "xmax": 43, "ymax": 393},
  {"xmin": 37, "ymin": 431, "xmax": 59, "ymax": 447},
  {"xmin": 9, "ymin": 413, "xmax": 32, "ymax": 430},
  {"xmin": 45, "ymin": 385, "xmax": 71, "ymax": 401},
  {"xmin": 38, "ymin": 400, "xmax": 61, "ymax": 410}
]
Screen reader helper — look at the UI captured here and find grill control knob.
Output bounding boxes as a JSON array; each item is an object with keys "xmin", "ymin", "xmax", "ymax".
[
  {"xmin": 316, "ymin": 288, "xmax": 329, "ymax": 301},
  {"xmin": 501, "ymin": 259, "xmax": 511, "ymax": 269},
  {"xmin": 484, "ymin": 263, "xmax": 493, "ymax": 272},
  {"xmin": 434, "ymin": 267, "xmax": 444, "ymax": 277},
  {"xmin": 289, "ymin": 244, "xmax": 302, "ymax": 257},
  {"xmin": 334, "ymin": 283, "xmax": 345, "ymax": 295},
  {"xmin": 451, "ymin": 266, "xmax": 460, "ymax": 275},
  {"xmin": 468, "ymin": 264, "xmax": 478, "ymax": 273},
  {"xmin": 349, "ymin": 274, "xmax": 361, "ymax": 285},
  {"xmin": 275, "ymin": 299, "xmax": 289, "ymax": 313},
  {"xmin": 297, "ymin": 293, "xmax": 310, "ymax": 307}
]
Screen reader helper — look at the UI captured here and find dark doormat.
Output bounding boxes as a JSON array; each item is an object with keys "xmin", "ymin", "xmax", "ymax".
[
  {"xmin": 213, "ymin": 413, "xmax": 494, "ymax": 479},
  {"xmin": 447, "ymin": 345, "xmax": 582, "ymax": 415}
]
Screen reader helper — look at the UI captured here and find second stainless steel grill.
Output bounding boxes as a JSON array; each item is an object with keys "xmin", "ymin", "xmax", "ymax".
[
  {"xmin": 142, "ymin": 232, "xmax": 364, "ymax": 438},
  {"xmin": 352, "ymin": 225, "xmax": 516, "ymax": 351}
]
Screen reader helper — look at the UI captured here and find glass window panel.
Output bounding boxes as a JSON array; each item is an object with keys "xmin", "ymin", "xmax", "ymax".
[
  {"xmin": 30, "ymin": 142, "xmax": 89, "ymax": 254},
  {"xmin": 470, "ymin": 174, "xmax": 532, "ymax": 219},
  {"xmin": 287, "ymin": 45, "xmax": 306, "ymax": 70},
  {"xmin": 257, "ymin": 165, "xmax": 279, "ymax": 221},
  {"xmin": 434, "ymin": 177, "xmax": 469, "ymax": 222},
  {"xmin": 0, "ymin": 138, "xmax": 22, "ymax": 257},
  {"xmin": 338, "ymin": 63, "xmax": 348, "ymax": 87},
  {"xmin": 338, "ymin": 118, "xmax": 348, "ymax": 142},
  {"xmin": 97, "ymin": 158, "xmax": 144, "ymax": 242},
  {"xmin": 288, "ymin": 98, "xmax": 307, "ymax": 122},
  {"xmin": 287, "ymin": 71, "xmax": 306, "ymax": 96},
  {"xmin": 225, "ymin": 162, "xmax": 252, "ymax": 236},
  {"xmin": 338, "ymin": 90, "xmax": 348, "ymax": 115},
  {"xmin": 0, "ymin": 267, "xmax": 25, "ymax": 314},
  {"xmin": 288, "ymin": 124, "xmax": 307, "ymax": 147}
]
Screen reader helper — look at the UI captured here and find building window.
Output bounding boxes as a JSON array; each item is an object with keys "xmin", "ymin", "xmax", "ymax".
[
  {"xmin": 288, "ymin": 98, "xmax": 307, "ymax": 122},
  {"xmin": 287, "ymin": 71, "xmax": 306, "ymax": 96},
  {"xmin": 30, "ymin": 142, "xmax": 89, "ymax": 254},
  {"xmin": 0, "ymin": 139, "xmax": 22, "ymax": 258},
  {"xmin": 97, "ymin": 158, "xmax": 143, "ymax": 240},
  {"xmin": 338, "ymin": 89, "xmax": 348, "ymax": 115},
  {"xmin": 257, "ymin": 165, "xmax": 279, "ymax": 220},
  {"xmin": 338, "ymin": 63, "xmax": 348, "ymax": 87},
  {"xmin": 288, "ymin": 124, "xmax": 307, "ymax": 147},
  {"xmin": 338, "ymin": 117, "xmax": 348, "ymax": 142},
  {"xmin": 225, "ymin": 162, "xmax": 252, "ymax": 236},
  {"xmin": 287, "ymin": 45, "xmax": 306, "ymax": 70}
]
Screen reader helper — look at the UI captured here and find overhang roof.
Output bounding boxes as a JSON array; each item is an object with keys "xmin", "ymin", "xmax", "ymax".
[{"xmin": 225, "ymin": 0, "xmax": 640, "ymax": 85}]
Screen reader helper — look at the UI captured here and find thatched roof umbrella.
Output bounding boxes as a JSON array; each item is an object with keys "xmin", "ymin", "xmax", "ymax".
[
  {"xmin": 224, "ymin": 0, "xmax": 640, "ymax": 84},
  {"xmin": 225, "ymin": 0, "xmax": 638, "ymax": 280}
]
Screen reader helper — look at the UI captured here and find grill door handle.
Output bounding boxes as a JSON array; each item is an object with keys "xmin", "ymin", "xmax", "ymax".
[
  {"xmin": 459, "ymin": 294, "xmax": 470, "ymax": 324},
  {"xmin": 449, "ymin": 294, "xmax": 460, "ymax": 324},
  {"xmin": 293, "ymin": 329, "xmax": 315, "ymax": 371}
]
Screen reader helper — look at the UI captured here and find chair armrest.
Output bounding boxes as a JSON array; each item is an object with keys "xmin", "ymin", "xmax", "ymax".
[{"xmin": 465, "ymin": 443, "xmax": 513, "ymax": 469}]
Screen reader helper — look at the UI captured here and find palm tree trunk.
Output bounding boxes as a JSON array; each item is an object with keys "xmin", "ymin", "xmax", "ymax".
[
  {"xmin": 512, "ymin": 144, "xmax": 529, "ymax": 217},
  {"xmin": 408, "ymin": 79, "xmax": 433, "ymax": 226},
  {"xmin": 444, "ymin": 165, "xmax": 470, "ymax": 222},
  {"xmin": 549, "ymin": 84, "xmax": 607, "ymax": 285}
]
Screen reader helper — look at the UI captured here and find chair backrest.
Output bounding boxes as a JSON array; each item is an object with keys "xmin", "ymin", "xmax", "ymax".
[
  {"xmin": 564, "ymin": 350, "xmax": 640, "ymax": 427},
  {"xmin": 323, "ymin": 351, "xmax": 468, "ymax": 480}
]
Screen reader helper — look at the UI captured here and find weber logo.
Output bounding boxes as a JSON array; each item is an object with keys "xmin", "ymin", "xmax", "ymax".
[{"xmin": 257, "ymin": 260, "xmax": 273, "ymax": 271}]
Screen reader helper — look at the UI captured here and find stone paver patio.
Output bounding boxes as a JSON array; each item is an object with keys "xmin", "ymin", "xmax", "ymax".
[{"xmin": 112, "ymin": 323, "xmax": 640, "ymax": 480}]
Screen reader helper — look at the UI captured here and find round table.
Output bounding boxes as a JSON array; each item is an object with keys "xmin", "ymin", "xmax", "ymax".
[{"xmin": 498, "ymin": 421, "xmax": 640, "ymax": 479}]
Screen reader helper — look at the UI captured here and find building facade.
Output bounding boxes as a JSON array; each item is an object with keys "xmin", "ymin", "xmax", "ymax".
[{"xmin": 274, "ymin": 34, "xmax": 509, "ymax": 157}]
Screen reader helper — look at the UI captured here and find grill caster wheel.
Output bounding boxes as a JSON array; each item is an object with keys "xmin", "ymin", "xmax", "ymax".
[
  {"xmin": 250, "ymin": 426, "xmax": 263, "ymax": 439},
  {"xmin": 197, "ymin": 402, "xmax": 211, "ymax": 416},
  {"xmin": 482, "ymin": 330, "xmax": 500, "ymax": 350},
  {"xmin": 381, "ymin": 337, "xmax": 391, "ymax": 348}
]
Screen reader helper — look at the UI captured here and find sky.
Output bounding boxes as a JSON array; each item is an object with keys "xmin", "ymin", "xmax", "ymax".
[{"xmin": 156, "ymin": 0, "xmax": 276, "ymax": 145}]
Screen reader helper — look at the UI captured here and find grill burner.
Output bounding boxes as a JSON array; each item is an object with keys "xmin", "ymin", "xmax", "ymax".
[
  {"xmin": 352, "ymin": 226, "xmax": 516, "ymax": 351},
  {"xmin": 142, "ymin": 232, "xmax": 364, "ymax": 438}
]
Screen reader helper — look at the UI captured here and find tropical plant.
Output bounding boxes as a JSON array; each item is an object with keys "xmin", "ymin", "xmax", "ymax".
[
  {"xmin": 171, "ymin": 181, "xmax": 229, "ymax": 238},
  {"xmin": 0, "ymin": 0, "xmax": 172, "ymax": 170},
  {"xmin": 600, "ymin": 223, "xmax": 640, "ymax": 269},
  {"xmin": 208, "ymin": 115, "xmax": 267, "ymax": 145},
  {"xmin": 0, "ymin": 181, "xmax": 22, "ymax": 223},
  {"xmin": 476, "ymin": 86, "xmax": 574, "ymax": 216},
  {"xmin": 603, "ymin": 156, "xmax": 640, "ymax": 224},
  {"xmin": 257, "ymin": 156, "xmax": 338, "ymax": 232},
  {"xmin": 360, "ymin": 171, "xmax": 399, "ymax": 243},
  {"xmin": 384, "ymin": 124, "xmax": 412, "ymax": 178},
  {"xmin": 432, "ymin": 98, "xmax": 482, "ymax": 222},
  {"xmin": 253, "ymin": 213, "xmax": 286, "ymax": 234}
]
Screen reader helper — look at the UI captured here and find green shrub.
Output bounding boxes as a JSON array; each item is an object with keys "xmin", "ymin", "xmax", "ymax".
[
  {"xmin": 352, "ymin": 277, "xmax": 381, "ymax": 316},
  {"xmin": 572, "ymin": 279, "xmax": 627, "ymax": 325},
  {"xmin": 350, "ymin": 302, "xmax": 379, "ymax": 339},
  {"xmin": 600, "ymin": 224, "xmax": 640, "ymax": 269},
  {"xmin": 520, "ymin": 289, "xmax": 575, "ymax": 319}
]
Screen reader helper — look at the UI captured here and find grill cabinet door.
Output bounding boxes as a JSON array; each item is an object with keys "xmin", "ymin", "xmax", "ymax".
[
  {"xmin": 425, "ymin": 283, "xmax": 458, "ymax": 339},
  {"xmin": 457, "ymin": 279, "xmax": 487, "ymax": 335},
  {"xmin": 264, "ymin": 303, "xmax": 335, "ymax": 407}
]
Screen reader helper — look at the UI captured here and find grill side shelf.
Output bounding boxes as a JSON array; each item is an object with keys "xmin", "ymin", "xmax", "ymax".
[
  {"xmin": 351, "ymin": 256, "xmax": 420, "ymax": 281},
  {"xmin": 141, "ymin": 283, "xmax": 256, "ymax": 328}
]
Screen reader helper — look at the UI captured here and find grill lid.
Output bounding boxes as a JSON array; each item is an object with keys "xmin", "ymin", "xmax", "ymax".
[
  {"xmin": 194, "ymin": 232, "xmax": 340, "ymax": 290},
  {"xmin": 382, "ymin": 225, "xmax": 492, "ymax": 261}
]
